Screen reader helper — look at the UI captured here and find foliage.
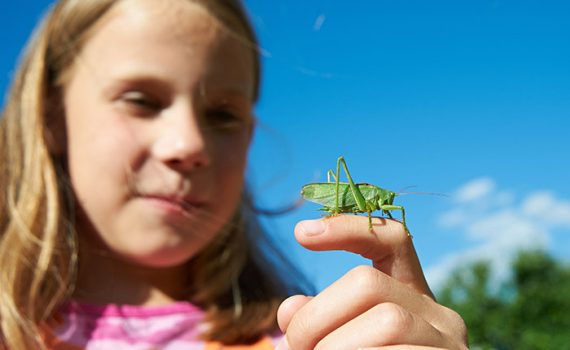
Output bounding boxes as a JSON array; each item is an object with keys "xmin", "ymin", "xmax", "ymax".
[{"xmin": 438, "ymin": 250, "xmax": 570, "ymax": 350}]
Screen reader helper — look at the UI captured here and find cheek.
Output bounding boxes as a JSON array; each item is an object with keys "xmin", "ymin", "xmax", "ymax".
[
  {"xmin": 210, "ymin": 131, "xmax": 250, "ymax": 203},
  {"xmin": 215, "ymin": 128, "xmax": 251, "ymax": 162},
  {"xmin": 66, "ymin": 93, "xmax": 143, "ymax": 166},
  {"xmin": 64, "ymin": 78, "xmax": 146, "ymax": 180},
  {"xmin": 66, "ymin": 117, "xmax": 143, "ymax": 212},
  {"xmin": 214, "ymin": 132, "xmax": 250, "ymax": 177},
  {"xmin": 69, "ymin": 126, "xmax": 130, "ymax": 177}
]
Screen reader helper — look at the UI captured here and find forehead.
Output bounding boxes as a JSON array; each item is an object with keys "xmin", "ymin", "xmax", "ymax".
[
  {"xmin": 74, "ymin": 0, "xmax": 255, "ymax": 96},
  {"xmin": 93, "ymin": 0, "xmax": 229, "ymax": 55}
]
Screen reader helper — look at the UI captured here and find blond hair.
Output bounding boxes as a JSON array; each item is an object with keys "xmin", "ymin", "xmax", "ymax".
[{"xmin": 0, "ymin": 0, "xmax": 303, "ymax": 348}]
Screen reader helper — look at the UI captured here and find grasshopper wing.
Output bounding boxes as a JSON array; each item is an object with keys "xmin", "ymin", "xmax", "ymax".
[{"xmin": 301, "ymin": 183, "xmax": 379, "ymax": 209}]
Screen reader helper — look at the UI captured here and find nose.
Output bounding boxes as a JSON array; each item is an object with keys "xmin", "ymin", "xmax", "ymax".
[{"xmin": 151, "ymin": 107, "xmax": 211, "ymax": 172}]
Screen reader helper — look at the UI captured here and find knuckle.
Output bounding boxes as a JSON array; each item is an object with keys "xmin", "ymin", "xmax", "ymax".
[
  {"xmin": 346, "ymin": 265, "xmax": 383, "ymax": 292},
  {"xmin": 445, "ymin": 307, "xmax": 467, "ymax": 331},
  {"xmin": 439, "ymin": 306, "xmax": 469, "ymax": 346},
  {"xmin": 374, "ymin": 302, "xmax": 411, "ymax": 341},
  {"xmin": 452, "ymin": 315, "xmax": 469, "ymax": 344},
  {"xmin": 285, "ymin": 312, "xmax": 317, "ymax": 350}
]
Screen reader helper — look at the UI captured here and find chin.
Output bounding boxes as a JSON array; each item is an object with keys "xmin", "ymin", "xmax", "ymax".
[{"xmin": 123, "ymin": 243, "xmax": 207, "ymax": 268}]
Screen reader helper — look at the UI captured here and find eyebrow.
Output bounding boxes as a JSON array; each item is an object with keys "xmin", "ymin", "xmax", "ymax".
[
  {"xmin": 100, "ymin": 71, "xmax": 255, "ymax": 102},
  {"xmin": 101, "ymin": 75, "xmax": 174, "ymax": 97}
]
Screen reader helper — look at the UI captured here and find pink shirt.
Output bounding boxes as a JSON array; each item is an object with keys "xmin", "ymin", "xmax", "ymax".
[{"xmin": 43, "ymin": 301, "xmax": 280, "ymax": 350}]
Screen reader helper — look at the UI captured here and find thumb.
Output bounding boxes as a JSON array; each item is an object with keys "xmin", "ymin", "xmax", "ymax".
[{"xmin": 277, "ymin": 295, "xmax": 312, "ymax": 332}]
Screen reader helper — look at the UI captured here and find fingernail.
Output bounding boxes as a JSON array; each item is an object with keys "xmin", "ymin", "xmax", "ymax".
[
  {"xmin": 275, "ymin": 337, "xmax": 290, "ymax": 350},
  {"xmin": 300, "ymin": 219, "xmax": 325, "ymax": 236}
]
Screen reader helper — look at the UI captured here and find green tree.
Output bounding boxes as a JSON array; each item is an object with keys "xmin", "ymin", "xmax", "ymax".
[{"xmin": 438, "ymin": 250, "xmax": 570, "ymax": 350}]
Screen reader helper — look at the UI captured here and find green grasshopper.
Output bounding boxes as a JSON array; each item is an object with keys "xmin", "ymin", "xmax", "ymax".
[{"xmin": 301, "ymin": 156, "xmax": 410, "ymax": 235}]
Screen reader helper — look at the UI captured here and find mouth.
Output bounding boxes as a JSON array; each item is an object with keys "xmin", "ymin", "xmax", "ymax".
[{"xmin": 138, "ymin": 194, "xmax": 207, "ymax": 216}]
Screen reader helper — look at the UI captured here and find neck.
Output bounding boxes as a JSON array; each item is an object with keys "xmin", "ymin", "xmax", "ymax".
[{"xmin": 73, "ymin": 236, "xmax": 191, "ymax": 307}]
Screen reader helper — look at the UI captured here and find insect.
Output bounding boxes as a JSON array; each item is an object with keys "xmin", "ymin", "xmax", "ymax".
[{"xmin": 301, "ymin": 156, "xmax": 410, "ymax": 235}]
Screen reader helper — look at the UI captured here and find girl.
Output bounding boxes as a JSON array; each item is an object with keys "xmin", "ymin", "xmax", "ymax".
[{"xmin": 0, "ymin": 0, "xmax": 468, "ymax": 349}]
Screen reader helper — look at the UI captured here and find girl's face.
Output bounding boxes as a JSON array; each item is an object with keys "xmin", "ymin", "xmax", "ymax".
[{"xmin": 62, "ymin": 0, "xmax": 255, "ymax": 268}]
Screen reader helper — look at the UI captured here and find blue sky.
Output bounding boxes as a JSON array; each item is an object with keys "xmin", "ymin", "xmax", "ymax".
[{"xmin": 2, "ymin": 1, "xmax": 569, "ymax": 292}]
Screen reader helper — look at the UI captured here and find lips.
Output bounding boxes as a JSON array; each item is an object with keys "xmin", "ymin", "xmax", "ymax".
[{"xmin": 138, "ymin": 193, "xmax": 207, "ymax": 214}]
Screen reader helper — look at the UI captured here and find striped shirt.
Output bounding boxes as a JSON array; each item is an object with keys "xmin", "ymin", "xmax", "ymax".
[{"xmin": 42, "ymin": 301, "xmax": 280, "ymax": 349}]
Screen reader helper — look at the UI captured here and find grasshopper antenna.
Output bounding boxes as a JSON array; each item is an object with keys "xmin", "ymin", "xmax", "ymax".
[
  {"xmin": 398, "ymin": 185, "xmax": 418, "ymax": 193},
  {"xmin": 397, "ymin": 186, "xmax": 449, "ymax": 197},
  {"xmin": 397, "ymin": 191, "xmax": 449, "ymax": 197}
]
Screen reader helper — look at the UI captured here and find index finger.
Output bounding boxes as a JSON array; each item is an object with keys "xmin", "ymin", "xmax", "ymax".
[{"xmin": 295, "ymin": 214, "xmax": 433, "ymax": 298}]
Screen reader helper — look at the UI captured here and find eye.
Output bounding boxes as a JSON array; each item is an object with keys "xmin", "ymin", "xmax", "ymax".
[
  {"xmin": 205, "ymin": 107, "xmax": 252, "ymax": 130},
  {"xmin": 119, "ymin": 91, "xmax": 162, "ymax": 116}
]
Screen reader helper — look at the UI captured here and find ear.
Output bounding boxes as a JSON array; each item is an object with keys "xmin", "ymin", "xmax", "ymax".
[{"xmin": 44, "ymin": 89, "xmax": 67, "ymax": 156}]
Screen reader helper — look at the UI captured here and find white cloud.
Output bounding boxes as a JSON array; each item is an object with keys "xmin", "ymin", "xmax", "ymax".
[
  {"xmin": 427, "ymin": 178, "xmax": 565, "ymax": 291},
  {"xmin": 495, "ymin": 191, "xmax": 516, "ymax": 207},
  {"xmin": 521, "ymin": 191, "xmax": 570, "ymax": 227},
  {"xmin": 454, "ymin": 177, "xmax": 495, "ymax": 203}
]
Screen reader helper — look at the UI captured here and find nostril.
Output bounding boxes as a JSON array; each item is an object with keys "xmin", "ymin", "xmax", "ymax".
[
  {"xmin": 166, "ymin": 156, "xmax": 208, "ymax": 171},
  {"xmin": 153, "ymin": 135, "xmax": 210, "ymax": 170},
  {"xmin": 192, "ymin": 160, "xmax": 204, "ymax": 168}
]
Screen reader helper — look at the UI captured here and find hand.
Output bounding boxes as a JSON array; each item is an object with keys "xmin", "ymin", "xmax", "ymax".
[{"xmin": 276, "ymin": 215, "xmax": 468, "ymax": 350}]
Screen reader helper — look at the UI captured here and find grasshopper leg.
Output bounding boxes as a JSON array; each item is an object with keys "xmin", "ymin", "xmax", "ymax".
[
  {"xmin": 327, "ymin": 170, "xmax": 337, "ymax": 183},
  {"xmin": 338, "ymin": 157, "xmax": 367, "ymax": 212},
  {"xmin": 379, "ymin": 204, "xmax": 410, "ymax": 237}
]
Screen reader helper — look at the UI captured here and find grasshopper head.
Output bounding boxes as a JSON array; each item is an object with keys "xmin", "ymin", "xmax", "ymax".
[
  {"xmin": 376, "ymin": 190, "xmax": 397, "ymax": 207},
  {"xmin": 379, "ymin": 191, "xmax": 397, "ymax": 205}
]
